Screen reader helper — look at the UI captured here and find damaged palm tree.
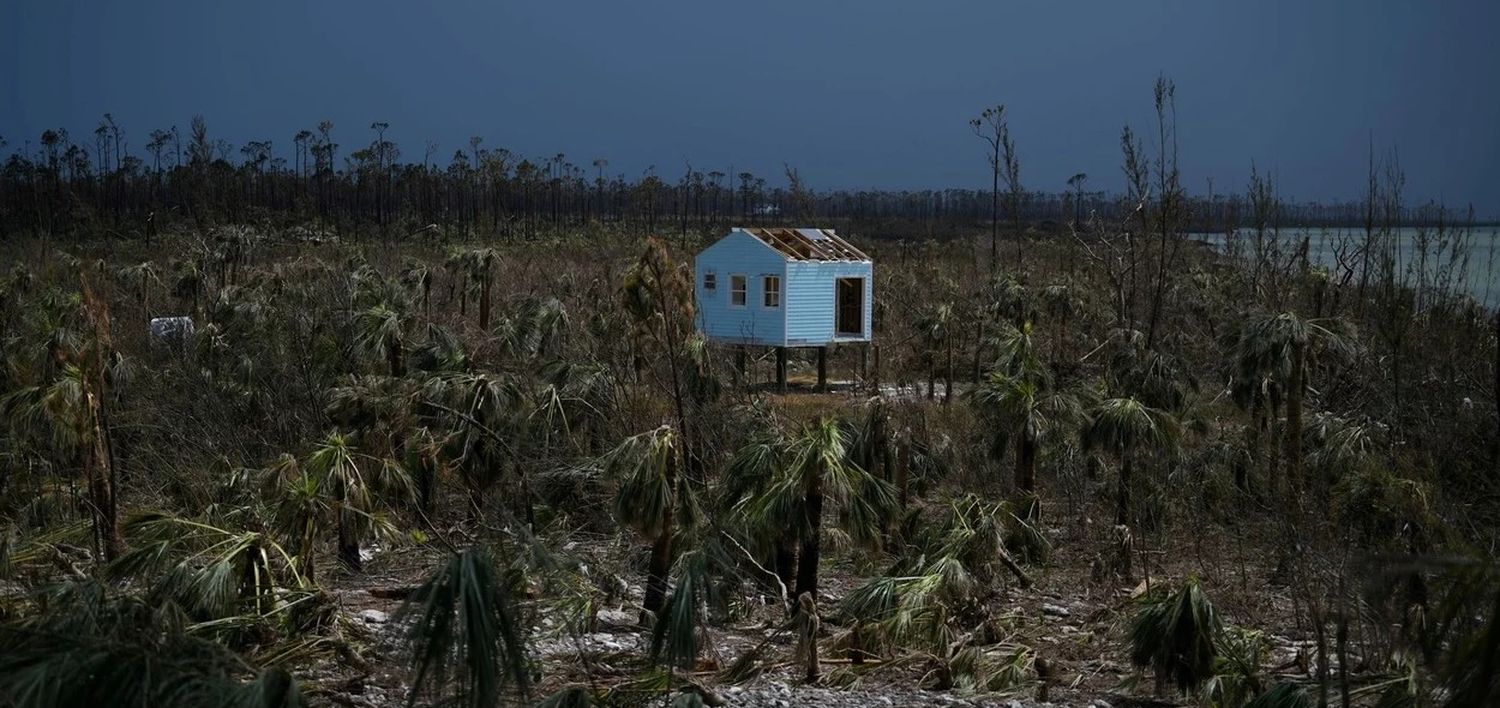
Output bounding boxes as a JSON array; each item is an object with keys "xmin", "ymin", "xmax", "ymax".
[
  {"xmin": 616, "ymin": 237, "xmax": 701, "ymax": 620},
  {"xmin": 5, "ymin": 276, "xmax": 127, "ymax": 561},
  {"xmin": 604, "ymin": 425, "xmax": 694, "ymax": 624},
  {"xmin": 970, "ymin": 321, "xmax": 1085, "ymax": 515},
  {"xmin": 1232, "ymin": 311, "xmax": 1356, "ymax": 497},
  {"xmin": 1129, "ymin": 577, "xmax": 1221, "ymax": 696},
  {"xmin": 1083, "ymin": 396, "xmax": 1180, "ymax": 529},
  {"xmin": 835, "ymin": 494, "xmax": 1039, "ymax": 681},
  {"xmin": 400, "ymin": 547, "xmax": 531, "ymax": 708},
  {"xmin": 266, "ymin": 433, "xmax": 409, "ymax": 580},
  {"xmin": 740, "ymin": 417, "xmax": 895, "ymax": 606}
]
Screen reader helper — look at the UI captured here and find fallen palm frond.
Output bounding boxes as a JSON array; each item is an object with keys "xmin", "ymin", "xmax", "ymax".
[
  {"xmin": 1203, "ymin": 625, "xmax": 1266, "ymax": 708},
  {"xmin": 0, "ymin": 521, "xmax": 92, "ymax": 579},
  {"xmin": 0, "ymin": 580, "xmax": 306, "ymax": 707},
  {"xmin": 110, "ymin": 512, "xmax": 304, "ymax": 625},
  {"xmin": 839, "ymin": 573, "xmax": 957, "ymax": 655},
  {"xmin": 1244, "ymin": 682, "xmax": 1312, "ymax": 708},
  {"xmin": 536, "ymin": 685, "xmax": 601, "ymax": 707},
  {"xmin": 650, "ymin": 550, "xmax": 711, "ymax": 669},
  {"xmin": 926, "ymin": 641, "xmax": 1033, "ymax": 694}
]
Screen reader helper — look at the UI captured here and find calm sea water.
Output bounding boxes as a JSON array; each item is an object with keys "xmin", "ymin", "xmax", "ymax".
[{"xmin": 1188, "ymin": 226, "xmax": 1500, "ymax": 307}]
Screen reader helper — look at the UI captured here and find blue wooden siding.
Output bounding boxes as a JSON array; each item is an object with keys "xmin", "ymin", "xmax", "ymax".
[
  {"xmin": 694, "ymin": 231, "xmax": 788, "ymax": 346},
  {"xmin": 783, "ymin": 260, "xmax": 873, "ymax": 346}
]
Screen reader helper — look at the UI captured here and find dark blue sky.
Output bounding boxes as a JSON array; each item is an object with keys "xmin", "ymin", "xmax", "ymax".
[{"xmin": 4, "ymin": 1, "xmax": 1497, "ymax": 214}]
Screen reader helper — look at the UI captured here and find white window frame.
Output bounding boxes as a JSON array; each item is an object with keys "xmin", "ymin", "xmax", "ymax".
[
  {"xmin": 762, "ymin": 275, "xmax": 781, "ymax": 308},
  {"xmin": 703, "ymin": 271, "xmax": 716, "ymax": 292},
  {"xmin": 729, "ymin": 274, "xmax": 747, "ymax": 307}
]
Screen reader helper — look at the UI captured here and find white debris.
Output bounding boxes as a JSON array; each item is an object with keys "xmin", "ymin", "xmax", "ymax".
[{"xmin": 149, "ymin": 316, "xmax": 195, "ymax": 344}]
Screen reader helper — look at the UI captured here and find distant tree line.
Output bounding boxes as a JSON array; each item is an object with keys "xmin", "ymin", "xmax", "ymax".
[{"xmin": 0, "ymin": 114, "xmax": 1477, "ymax": 242}]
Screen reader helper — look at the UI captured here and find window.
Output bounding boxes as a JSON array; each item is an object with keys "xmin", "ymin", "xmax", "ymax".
[
  {"xmin": 762, "ymin": 275, "xmax": 781, "ymax": 308},
  {"xmin": 730, "ymin": 274, "xmax": 747, "ymax": 307},
  {"xmin": 703, "ymin": 272, "xmax": 716, "ymax": 291}
]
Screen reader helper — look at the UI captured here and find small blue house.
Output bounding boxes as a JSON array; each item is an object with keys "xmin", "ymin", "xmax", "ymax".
[{"xmin": 694, "ymin": 227, "xmax": 872, "ymax": 349}]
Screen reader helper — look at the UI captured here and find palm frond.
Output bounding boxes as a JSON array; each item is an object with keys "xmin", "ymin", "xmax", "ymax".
[
  {"xmin": 0, "ymin": 581, "xmax": 307, "ymax": 708},
  {"xmin": 398, "ymin": 548, "xmax": 530, "ymax": 707},
  {"xmin": 1129, "ymin": 577, "xmax": 1220, "ymax": 695},
  {"xmin": 1244, "ymin": 682, "xmax": 1312, "ymax": 708},
  {"xmin": 650, "ymin": 551, "xmax": 710, "ymax": 668}
]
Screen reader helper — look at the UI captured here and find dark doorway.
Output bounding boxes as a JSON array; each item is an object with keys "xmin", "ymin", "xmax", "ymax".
[{"xmin": 836, "ymin": 277, "xmax": 864, "ymax": 337}]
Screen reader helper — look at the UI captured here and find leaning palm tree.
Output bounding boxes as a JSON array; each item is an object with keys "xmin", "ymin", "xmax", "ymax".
[
  {"xmin": 1232, "ymin": 311, "xmax": 1355, "ymax": 495},
  {"xmin": 1082, "ymin": 397, "xmax": 1181, "ymax": 527}
]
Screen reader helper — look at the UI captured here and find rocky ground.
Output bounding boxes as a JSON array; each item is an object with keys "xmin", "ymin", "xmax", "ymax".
[
  {"xmin": 311, "ymin": 514, "xmax": 1313, "ymax": 708},
  {"xmin": 301, "ymin": 480, "xmax": 1314, "ymax": 708}
]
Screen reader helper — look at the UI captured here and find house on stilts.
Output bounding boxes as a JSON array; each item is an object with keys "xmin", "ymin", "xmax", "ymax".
[{"xmin": 694, "ymin": 227, "xmax": 873, "ymax": 390}]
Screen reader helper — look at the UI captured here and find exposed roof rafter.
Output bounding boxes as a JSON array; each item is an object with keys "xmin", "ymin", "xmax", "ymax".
[{"xmin": 740, "ymin": 227, "xmax": 870, "ymax": 262}]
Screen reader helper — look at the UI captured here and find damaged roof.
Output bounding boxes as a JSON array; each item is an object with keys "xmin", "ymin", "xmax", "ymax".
[{"xmin": 740, "ymin": 227, "xmax": 870, "ymax": 262}]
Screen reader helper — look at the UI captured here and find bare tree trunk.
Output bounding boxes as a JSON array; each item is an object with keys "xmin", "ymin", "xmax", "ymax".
[
  {"xmin": 338, "ymin": 514, "xmax": 361, "ymax": 572},
  {"xmin": 973, "ymin": 318, "xmax": 984, "ymax": 385},
  {"xmin": 478, "ymin": 256, "xmax": 493, "ymax": 329},
  {"xmin": 897, "ymin": 441, "xmax": 911, "ymax": 510},
  {"xmin": 774, "ymin": 536, "xmax": 798, "ymax": 593},
  {"xmin": 87, "ymin": 403, "xmax": 124, "ymax": 561},
  {"xmin": 1287, "ymin": 341, "xmax": 1306, "ymax": 495},
  {"xmin": 797, "ymin": 593, "xmax": 820, "ymax": 684},
  {"xmin": 642, "ymin": 501, "xmax": 675, "ymax": 622},
  {"xmin": 1116, "ymin": 454, "xmax": 1132, "ymax": 527},
  {"xmin": 1017, "ymin": 434, "xmax": 1038, "ymax": 509},
  {"xmin": 990, "ymin": 164, "xmax": 999, "ymax": 272},
  {"xmin": 794, "ymin": 464, "xmax": 825, "ymax": 603},
  {"xmin": 387, "ymin": 339, "xmax": 404, "ymax": 378},
  {"xmin": 943, "ymin": 337, "xmax": 954, "ymax": 404},
  {"xmin": 1336, "ymin": 609, "xmax": 1351, "ymax": 708},
  {"xmin": 1312, "ymin": 600, "xmax": 1330, "ymax": 708}
]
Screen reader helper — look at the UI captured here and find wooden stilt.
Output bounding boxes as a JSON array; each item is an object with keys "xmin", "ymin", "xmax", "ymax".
[
  {"xmin": 860, "ymin": 344, "xmax": 869, "ymax": 391},
  {"xmin": 776, "ymin": 346, "xmax": 788, "ymax": 393},
  {"xmin": 817, "ymin": 346, "xmax": 828, "ymax": 393},
  {"xmin": 736, "ymin": 346, "xmax": 748, "ymax": 384}
]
